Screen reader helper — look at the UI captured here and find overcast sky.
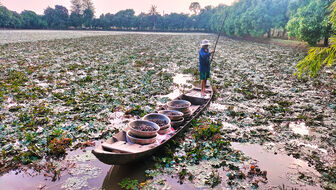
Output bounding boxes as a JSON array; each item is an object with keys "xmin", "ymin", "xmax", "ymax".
[{"xmin": 2, "ymin": 0, "xmax": 235, "ymax": 16}]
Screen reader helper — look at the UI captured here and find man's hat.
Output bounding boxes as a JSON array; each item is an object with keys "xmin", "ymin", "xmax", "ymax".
[{"xmin": 201, "ymin": 39, "xmax": 211, "ymax": 46}]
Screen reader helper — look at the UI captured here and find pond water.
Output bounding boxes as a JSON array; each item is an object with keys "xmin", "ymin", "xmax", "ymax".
[
  {"xmin": 0, "ymin": 30, "xmax": 208, "ymax": 44},
  {"xmin": 0, "ymin": 146, "xmax": 110, "ymax": 190},
  {"xmin": 0, "ymin": 141, "xmax": 326, "ymax": 189},
  {"xmin": 231, "ymin": 143, "xmax": 322, "ymax": 190}
]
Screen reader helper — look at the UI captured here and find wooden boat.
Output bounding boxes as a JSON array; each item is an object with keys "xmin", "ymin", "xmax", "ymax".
[{"xmin": 92, "ymin": 84, "xmax": 213, "ymax": 165}]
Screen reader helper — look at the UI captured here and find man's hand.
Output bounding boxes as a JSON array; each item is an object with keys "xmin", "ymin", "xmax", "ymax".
[{"xmin": 210, "ymin": 50, "xmax": 215, "ymax": 54}]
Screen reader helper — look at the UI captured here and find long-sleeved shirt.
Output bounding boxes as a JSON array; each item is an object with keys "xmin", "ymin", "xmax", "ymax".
[{"xmin": 199, "ymin": 48, "xmax": 211, "ymax": 73}]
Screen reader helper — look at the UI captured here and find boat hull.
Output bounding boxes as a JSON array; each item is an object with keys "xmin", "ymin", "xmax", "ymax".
[{"xmin": 92, "ymin": 87, "xmax": 213, "ymax": 165}]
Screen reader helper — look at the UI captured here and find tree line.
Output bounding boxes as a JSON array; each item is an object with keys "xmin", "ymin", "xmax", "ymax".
[
  {"xmin": 209, "ymin": 0, "xmax": 333, "ymax": 46},
  {"xmin": 0, "ymin": 1, "xmax": 215, "ymax": 31},
  {"xmin": 0, "ymin": 0, "xmax": 333, "ymax": 46}
]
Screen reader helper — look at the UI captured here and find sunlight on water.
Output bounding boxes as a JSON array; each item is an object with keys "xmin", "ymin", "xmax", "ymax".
[
  {"xmin": 173, "ymin": 74, "xmax": 192, "ymax": 86},
  {"xmin": 289, "ymin": 122, "xmax": 310, "ymax": 136},
  {"xmin": 210, "ymin": 103, "xmax": 228, "ymax": 111}
]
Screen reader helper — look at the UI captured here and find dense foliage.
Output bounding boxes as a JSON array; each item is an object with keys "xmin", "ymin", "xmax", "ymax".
[
  {"xmin": 210, "ymin": 0, "xmax": 289, "ymax": 37},
  {"xmin": 286, "ymin": 0, "xmax": 332, "ymax": 46},
  {"xmin": 296, "ymin": 1, "xmax": 336, "ymax": 78}
]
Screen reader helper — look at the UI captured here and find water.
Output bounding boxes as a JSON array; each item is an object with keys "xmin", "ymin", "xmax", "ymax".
[
  {"xmin": 289, "ymin": 122, "xmax": 310, "ymax": 136},
  {"xmin": 0, "ymin": 142, "xmax": 324, "ymax": 190},
  {"xmin": 0, "ymin": 30, "xmax": 209, "ymax": 44},
  {"xmin": 173, "ymin": 74, "xmax": 193, "ymax": 86},
  {"xmin": 158, "ymin": 73, "xmax": 193, "ymax": 100},
  {"xmin": 231, "ymin": 143, "xmax": 322, "ymax": 190},
  {"xmin": 0, "ymin": 147, "xmax": 110, "ymax": 190}
]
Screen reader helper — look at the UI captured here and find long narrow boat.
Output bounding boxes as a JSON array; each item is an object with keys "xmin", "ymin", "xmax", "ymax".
[{"xmin": 92, "ymin": 84, "xmax": 213, "ymax": 165}]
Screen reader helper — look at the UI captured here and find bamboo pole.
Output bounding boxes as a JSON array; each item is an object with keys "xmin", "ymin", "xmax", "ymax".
[{"xmin": 210, "ymin": 15, "xmax": 227, "ymax": 64}]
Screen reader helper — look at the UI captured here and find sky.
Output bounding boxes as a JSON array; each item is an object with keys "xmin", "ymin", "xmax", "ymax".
[{"xmin": 1, "ymin": 0, "xmax": 235, "ymax": 16}]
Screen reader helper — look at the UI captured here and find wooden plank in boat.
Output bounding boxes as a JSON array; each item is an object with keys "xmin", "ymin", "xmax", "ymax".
[
  {"xmin": 190, "ymin": 105, "xmax": 200, "ymax": 113},
  {"xmin": 185, "ymin": 90, "xmax": 211, "ymax": 99},
  {"xmin": 102, "ymin": 141, "xmax": 156, "ymax": 153}
]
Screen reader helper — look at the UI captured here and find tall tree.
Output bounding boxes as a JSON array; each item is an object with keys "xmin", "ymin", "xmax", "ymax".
[
  {"xmin": 44, "ymin": 5, "xmax": 69, "ymax": 29},
  {"xmin": 21, "ymin": 10, "xmax": 46, "ymax": 29},
  {"xmin": 196, "ymin": 5, "xmax": 213, "ymax": 31},
  {"xmin": 149, "ymin": 5, "xmax": 158, "ymax": 29},
  {"xmin": 0, "ymin": 6, "xmax": 12, "ymax": 28},
  {"xmin": 296, "ymin": 1, "xmax": 336, "ymax": 78},
  {"xmin": 83, "ymin": 8, "xmax": 93, "ymax": 28},
  {"xmin": 10, "ymin": 11, "xmax": 23, "ymax": 28},
  {"xmin": 71, "ymin": 0, "xmax": 82, "ymax": 14},
  {"xmin": 54, "ymin": 5, "xmax": 69, "ymax": 28},
  {"xmin": 114, "ymin": 9, "xmax": 135, "ymax": 29},
  {"xmin": 82, "ymin": 0, "xmax": 95, "ymax": 15},
  {"xmin": 286, "ymin": 0, "xmax": 332, "ymax": 46},
  {"xmin": 189, "ymin": 2, "xmax": 201, "ymax": 15},
  {"xmin": 70, "ymin": 12, "xmax": 82, "ymax": 28}
]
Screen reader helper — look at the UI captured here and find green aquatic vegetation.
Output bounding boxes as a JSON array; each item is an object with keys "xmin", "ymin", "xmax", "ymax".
[
  {"xmin": 193, "ymin": 120, "xmax": 222, "ymax": 141},
  {"xmin": 0, "ymin": 32, "xmax": 335, "ymax": 188},
  {"xmin": 277, "ymin": 100, "xmax": 293, "ymax": 107},
  {"xmin": 48, "ymin": 137, "xmax": 72, "ymax": 156},
  {"xmin": 205, "ymin": 170, "xmax": 222, "ymax": 188},
  {"xmin": 263, "ymin": 104, "xmax": 291, "ymax": 115},
  {"xmin": 225, "ymin": 106, "xmax": 246, "ymax": 119},
  {"xmin": 6, "ymin": 70, "xmax": 28, "ymax": 86},
  {"xmin": 119, "ymin": 178, "xmax": 140, "ymax": 190},
  {"xmin": 145, "ymin": 119, "xmax": 254, "ymax": 188}
]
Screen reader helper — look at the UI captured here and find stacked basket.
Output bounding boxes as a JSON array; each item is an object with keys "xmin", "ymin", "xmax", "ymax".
[
  {"xmin": 127, "ymin": 120, "xmax": 159, "ymax": 145},
  {"xmin": 143, "ymin": 113, "xmax": 171, "ymax": 135},
  {"xmin": 167, "ymin": 100, "xmax": 192, "ymax": 119},
  {"xmin": 158, "ymin": 110, "xmax": 184, "ymax": 129}
]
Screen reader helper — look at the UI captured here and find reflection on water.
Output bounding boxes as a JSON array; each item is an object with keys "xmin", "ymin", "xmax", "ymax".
[
  {"xmin": 232, "ymin": 142, "xmax": 322, "ymax": 190},
  {"xmin": 102, "ymin": 160, "xmax": 154, "ymax": 190},
  {"xmin": 0, "ymin": 142, "xmax": 323, "ymax": 189},
  {"xmin": 0, "ymin": 147, "xmax": 110, "ymax": 190}
]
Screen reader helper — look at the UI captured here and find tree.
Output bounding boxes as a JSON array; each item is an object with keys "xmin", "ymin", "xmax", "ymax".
[
  {"xmin": 71, "ymin": 0, "xmax": 82, "ymax": 14},
  {"xmin": 21, "ymin": 10, "xmax": 46, "ymax": 29},
  {"xmin": 0, "ymin": 6, "xmax": 12, "ymax": 28},
  {"xmin": 82, "ymin": 0, "xmax": 95, "ymax": 15},
  {"xmin": 44, "ymin": 5, "xmax": 69, "ymax": 29},
  {"xmin": 286, "ymin": 0, "xmax": 331, "ymax": 46},
  {"xmin": 196, "ymin": 5, "xmax": 214, "ymax": 31},
  {"xmin": 295, "ymin": 1, "xmax": 336, "ymax": 78},
  {"xmin": 70, "ymin": 12, "xmax": 82, "ymax": 28},
  {"xmin": 83, "ymin": 8, "xmax": 93, "ymax": 28},
  {"xmin": 10, "ymin": 11, "xmax": 23, "ymax": 28},
  {"xmin": 165, "ymin": 13, "xmax": 188, "ymax": 30},
  {"xmin": 149, "ymin": 5, "xmax": 159, "ymax": 30},
  {"xmin": 114, "ymin": 9, "xmax": 135, "ymax": 29},
  {"xmin": 54, "ymin": 5, "xmax": 69, "ymax": 28},
  {"xmin": 189, "ymin": 2, "xmax": 201, "ymax": 15},
  {"xmin": 136, "ymin": 12, "xmax": 150, "ymax": 30}
]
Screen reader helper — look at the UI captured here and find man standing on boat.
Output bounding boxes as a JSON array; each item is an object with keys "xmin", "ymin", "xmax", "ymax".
[{"xmin": 199, "ymin": 39, "xmax": 214, "ymax": 97}]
